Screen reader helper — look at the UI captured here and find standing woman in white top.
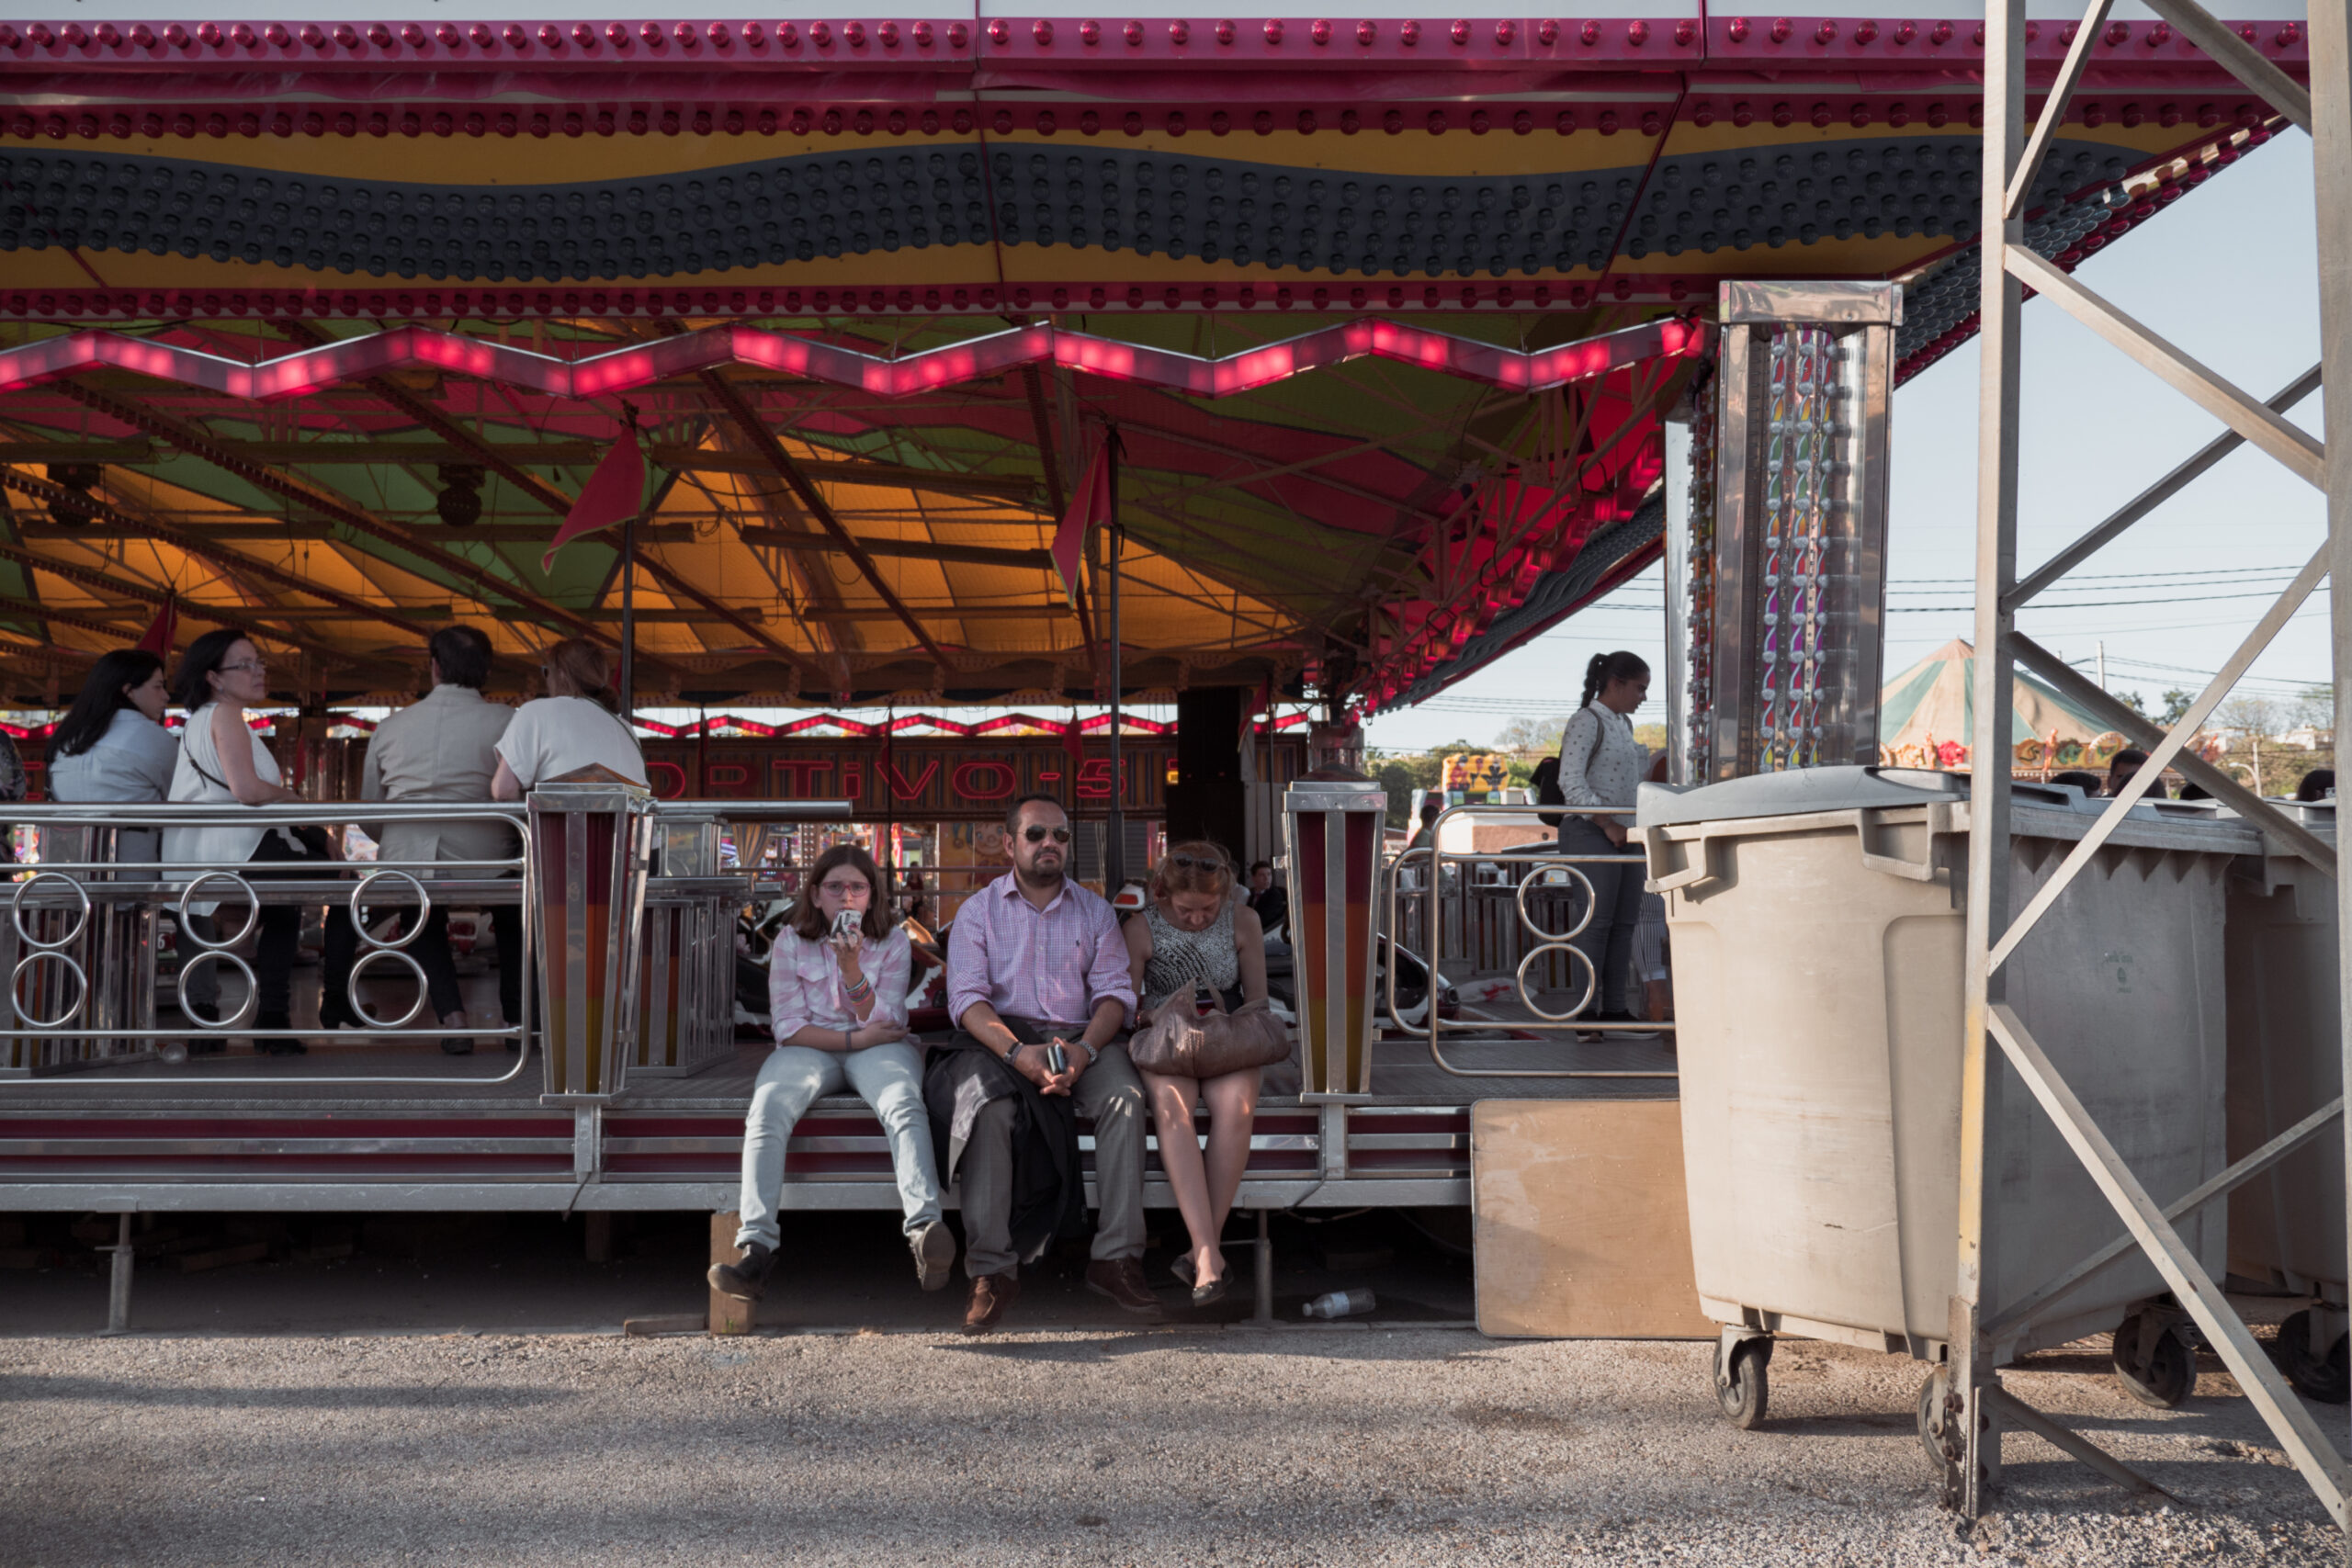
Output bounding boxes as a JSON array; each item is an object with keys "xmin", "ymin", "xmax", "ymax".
[
  {"xmin": 161, "ymin": 631, "xmax": 360, "ymax": 1052},
  {"xmin": 490, "ymin": 637, "xmax": 647, "ymax": 798},
  {"xmin": 1555, "ymin": 649, "xmax": 1651, "ymax": 1028}
]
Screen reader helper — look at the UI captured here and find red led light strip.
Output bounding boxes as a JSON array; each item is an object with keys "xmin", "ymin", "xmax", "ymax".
[{"xmin": 0, "ymin": 316, "xmax": 1708, "ymax": 402}]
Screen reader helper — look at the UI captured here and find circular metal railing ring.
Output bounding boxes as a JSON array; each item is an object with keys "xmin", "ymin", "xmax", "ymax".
[
  {"xmin": 1516, "ymin": 861, "xmax": 1598, "ymax": 943},
  {"xmin": 177, "ymin": 871, "xmax": 261, "ymax": 950},
  {"xmin": 1514, "ymin": 942, "xmax": 1599, "ymax": 1023},
  {"xmin": 347, "ymin": 948, "xmax": 430, "ymax": 1030},
  {"xmin": 9, "ymin": 871, "xmax": 90, "ymax": 953},
  {"xmin": 349, "ymin": 868, "xmax": 432, "ymax": 949},
  {"xmin": 10, "ymin": 950, "xmax": 87, "ymax": 1030},
  {"xmin": 175, "ymin": 951, "xmax": 259, "ymax": 1030}
]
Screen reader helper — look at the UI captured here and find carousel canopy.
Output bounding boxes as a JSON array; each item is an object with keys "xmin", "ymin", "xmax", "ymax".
[
  {"xmin": 1877, "ymin": 637, "xmax": 2119, "ymax": 767},
  {"xmin": 0, "ymin": 3, "xmax": 2303, "ymax": 713}
]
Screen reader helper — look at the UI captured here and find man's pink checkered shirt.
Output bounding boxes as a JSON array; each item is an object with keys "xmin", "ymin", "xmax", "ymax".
[{"xmin": 945, "ymin": 872, "xmax": 1136, "ymax": 1032}]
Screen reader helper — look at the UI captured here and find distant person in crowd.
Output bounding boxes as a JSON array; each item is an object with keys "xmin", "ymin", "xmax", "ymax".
[
  {"xmin": 2104, "ymin": 748, "xmax": 2150, "ymax": 798},
  {"xmin": 360, "ymin": 626, "xmax": 521, "ymax": 1056},
  {"xmin": 2049, "ymin": 770, "xmax": 2103, "ymax": 794},
  {"xmin": 1244, "ymin": 858, "xmax": 1287, "ymax": 936},
  {"xmin": 2177, "ymin": 782, "xmax": 2214, "ymax": 801},
  {"xmin": 899, "ymin": 867, "xmax": 930, "ymax": 928},
  {"xmin": 1556, "ymin": 650, "xmax": 1651, "ymax": 1032},
  {"xmin": 46, "ymin": 649, "xmax": 213, "ymax": 1036},
  {"xmin": 710, "ymin": 843, "xmax": 953, "ymax": 1305},
  {"xmin": 1408, "ymin": 794, "xmax": 1443, "ymax": 851},
  {"xmin": 490, "ymin": 637, "xmax": 647, "ymax": 798},
  {"xmin": 930, "ymin": 793, "xmax": 1153, "ymax": 1335},
  {"xmin": 162, "ymin": 631, "xmax": 358, "ymax": 1053},
  {"xmin": 1124, "ymin": 841, "xmax": 1270, "ymax": 1306},
  {"xmin": 2298, "ymin": 769, "xmax": 2336, "ymax": 803}
]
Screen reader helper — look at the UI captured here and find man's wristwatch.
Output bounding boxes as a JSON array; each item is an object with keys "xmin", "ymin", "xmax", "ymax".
[{"xmin": 1076, "ymin": 1039, "xmax": 1100, "ymax": 1065}]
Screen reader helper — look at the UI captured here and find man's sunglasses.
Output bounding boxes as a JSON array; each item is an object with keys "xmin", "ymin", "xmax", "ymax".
[{"xmin": 1023, "ymin": 826, "xmax": 1072, "ymax": 843}]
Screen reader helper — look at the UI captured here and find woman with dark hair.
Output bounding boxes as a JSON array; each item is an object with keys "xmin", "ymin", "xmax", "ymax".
[
  {"xmin": 160, "ymin": 630, "xmax": 358, "ymax": 1054},
  {"xmin": 713, "ymin": 841, "xmax": 952, "ymax": 1303},
  {"xmin": 490, "ymin": 637, "xmax": 646, "ymax": 797},
  {"xmin": 1121, "ymin": 840, "xmax": 1271, "ymax": 1305},
  {"xmin": 47, "ymin": 649, "xmax": 175, "ymax": 835},
  {"xmin": 1556, "ymin": 649, "xmax": 1651, "ymax": 1032}
]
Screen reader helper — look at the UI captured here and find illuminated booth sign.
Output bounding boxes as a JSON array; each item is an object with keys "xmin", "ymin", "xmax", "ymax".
[{"xmin": 639, "ymin": 735, "xmax": 1216, "ymax": 818}]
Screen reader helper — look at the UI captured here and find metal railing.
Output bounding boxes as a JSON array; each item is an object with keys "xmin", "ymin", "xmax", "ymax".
[
  {"xmin": 1385, "ymin": 802, "xmax": 1677, "ymax": 1080},
  {"xmin": 0, "ymin": 796, "xmax": 854, "ymax": 1095},
  {"xmin": 1, "ymin": 799, "xmax": 536, "ymax": 1086}
]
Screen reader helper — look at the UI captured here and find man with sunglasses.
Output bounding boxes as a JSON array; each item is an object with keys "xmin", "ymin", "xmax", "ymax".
[{"xmin": 933, "ymin": 793, "xmax": 1158, "ymax": 1333}]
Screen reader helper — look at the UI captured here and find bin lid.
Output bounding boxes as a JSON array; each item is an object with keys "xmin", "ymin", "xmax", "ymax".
[
  {"xmin": 1642, "ymin": 764, "xmax": 2262, "ymax": 852},
  {"xmin": 1636, "ymin": 765, "xmax": 1963, "ymax": 829}
]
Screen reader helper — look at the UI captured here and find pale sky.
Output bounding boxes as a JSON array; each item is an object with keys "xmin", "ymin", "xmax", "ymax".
[{"xmin": 1366, "ymin": 132, "xmax": 2330, "ymax": 755}]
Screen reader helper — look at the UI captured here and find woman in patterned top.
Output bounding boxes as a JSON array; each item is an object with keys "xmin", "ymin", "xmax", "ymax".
[
  {"xmin": 1555, "ymin": 649, "xmax": 1651, "ymax": 1031},
  {"xmin": 1122, "ymin": 840, "xmax": 1269, "ymax": 1306}
]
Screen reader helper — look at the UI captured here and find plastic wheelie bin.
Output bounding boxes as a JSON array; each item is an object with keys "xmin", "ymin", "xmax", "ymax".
[
  {"xmin": 2222, "ymin": 795, "xmax": 2348, "ymax": 1403},
  {"xmin": 1639, "ymin": 766, "xmax": 2255, "ymax": 1443}
]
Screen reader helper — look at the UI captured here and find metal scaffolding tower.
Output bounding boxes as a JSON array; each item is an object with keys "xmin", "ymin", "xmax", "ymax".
[{"xmin": 1958, "ymin": 0, "xmax": 2352, "ymax": 1534}]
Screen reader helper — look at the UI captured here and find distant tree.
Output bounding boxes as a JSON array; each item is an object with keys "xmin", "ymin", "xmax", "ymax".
[
  {"xmin": 2115, "ymin": 690, "xmax": 2149, "ymax": 718},
  {"xmin": 2158, "ymin": 689, "xmax": 2195, "ymax": 728},
  {"xmin": 2294, "ymin": 684, "xmax": 2336, "ymax": 734},
  {"xmin": 2217, "ymin": 694, "xmax": 2284, "ymax": 742},
  {"xmin": 1494, "ymin": 714, "xmax": 1568, "ymax": 756}
]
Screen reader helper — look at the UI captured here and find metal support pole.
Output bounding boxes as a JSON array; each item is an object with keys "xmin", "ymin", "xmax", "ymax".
[
  {"xmin": 1956, "ymin": 0, "xmax": 2029, "ymax": 1517},
  {"xmin": 618, "ymin": 512, "xmax": 636, "ymax": 725},
  {"xmin": 1106, "ymin": 428, "xmax": 1126, "ymax": 894},
  {"xmin": 104, "ymin": 1212, "xmax": 132, "ymax": 1334},
  {"xmin": 1253, "ymin": 1207, "xmax": 1274, "ymax": 1326},
  {"xmin": 2312, "ymin": 0, "xmax": 2352, "ymax": 1503}
]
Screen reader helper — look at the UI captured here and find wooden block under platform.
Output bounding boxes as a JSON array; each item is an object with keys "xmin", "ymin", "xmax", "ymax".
[
  {"xmin": 708, "ymin": 1212, "xmax": 753, "ymax": 1337},
  {"xmin": 1472, "ymin": 1099, "xmax": 1715, "ymax": 1339}
]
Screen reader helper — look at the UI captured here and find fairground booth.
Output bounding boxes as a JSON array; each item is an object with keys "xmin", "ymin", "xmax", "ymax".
[{"xmin": 0, "ymin": 3, "xmax": 2337, "ymax": 1526}]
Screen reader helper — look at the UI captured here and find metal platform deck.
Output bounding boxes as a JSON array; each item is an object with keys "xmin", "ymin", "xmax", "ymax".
[{"xmin": 0, "ymin": 1026, "xmax": 1676, "ymax": 1214}]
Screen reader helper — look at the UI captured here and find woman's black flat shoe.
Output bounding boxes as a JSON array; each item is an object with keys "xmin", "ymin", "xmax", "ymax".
[{"xmin": 1190, "ymin": 1274, "xmax": 1230, "ymax": 1308}]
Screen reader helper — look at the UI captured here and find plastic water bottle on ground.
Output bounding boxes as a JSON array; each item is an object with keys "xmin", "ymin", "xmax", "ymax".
[
  {"xmin": 1302, "ymin": 1290, "xmax": 1375, "ymax": 1320},
  {"xmin": 158, "ymin": 1041, "xmax": 187, "ymax": 1065}
]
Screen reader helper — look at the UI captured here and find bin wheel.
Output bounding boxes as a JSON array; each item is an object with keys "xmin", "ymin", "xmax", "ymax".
[
  {"xmin": 2111, "ymin": 1311, "xmax": 2194, "ymax": 1408},
  {"xmin": 1716, "ymin": 1337, "xmax": 1770, "ymax": 1429},
  {"xmin": 2277, "ymin": 1310, "xmax": 2351, "ymax": 1404},
  {"xmin": 1917, "ymin": 1367, "xmax": 1956, "ymax": 1477}
]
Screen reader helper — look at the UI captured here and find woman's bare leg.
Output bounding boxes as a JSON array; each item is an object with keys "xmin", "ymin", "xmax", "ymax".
[
  {"xmin": 1142, "ymin": 1070, "xmax": 1221, "ymax": 1282},
  {"xmin": 1199, "ymin": 1068, "xmax": 1262, "ymax": 1254}
]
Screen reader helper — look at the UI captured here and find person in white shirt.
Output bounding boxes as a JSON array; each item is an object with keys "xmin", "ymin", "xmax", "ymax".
[
  {"xmin": 490, "ymin": 637, "xmax": 647, "ymax": 797},
  {"xmin": 1555, "ymin": 649, "xmax": 1650, "ymax": 1029}
]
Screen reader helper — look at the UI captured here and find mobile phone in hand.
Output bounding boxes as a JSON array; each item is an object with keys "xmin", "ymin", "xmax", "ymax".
[
  {"xmin": 832, "ymin": 908, "xmax": 862, "ymax": 938},
  {"xmin": 1045, "ymin": 1043, "xmax": 1069, "ymax": 1076}
]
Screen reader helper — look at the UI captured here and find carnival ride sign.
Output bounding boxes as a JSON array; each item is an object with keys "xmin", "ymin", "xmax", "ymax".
[{"xmin": 639, "ymin": 735, "xmax": 1182, "ymax": 816}]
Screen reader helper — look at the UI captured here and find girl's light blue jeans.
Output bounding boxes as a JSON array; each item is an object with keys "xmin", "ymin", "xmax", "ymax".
[{"xmin": 733, "ymin": 1039, "xmax": 941, "ymax": 1251}]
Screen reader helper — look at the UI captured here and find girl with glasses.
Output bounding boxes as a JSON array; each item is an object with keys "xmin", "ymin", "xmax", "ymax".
[
  {"xmin": 160, "ymin": 630, "xmax": 358, "ymax": 1054},
  {"xmin": 711, "ymin": 842, "xmax": 955, "ymax": 1303}
]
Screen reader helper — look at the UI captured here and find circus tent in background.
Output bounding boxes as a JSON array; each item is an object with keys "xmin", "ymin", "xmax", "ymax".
[{"xmin": 1878, "ymin": 637, "xmax": 2136, "ymax": 773}]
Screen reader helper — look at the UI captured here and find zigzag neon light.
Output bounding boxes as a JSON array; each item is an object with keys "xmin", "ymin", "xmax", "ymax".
[{"xmin": 0, "ymin": 316, "xmax": 1707, "ymax": 402}]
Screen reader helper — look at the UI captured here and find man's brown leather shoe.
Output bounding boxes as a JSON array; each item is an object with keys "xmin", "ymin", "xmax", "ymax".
[
  {"xmin": 962, "ymin": 1271, "xmax": 1020, "ymax": 1336},
  {"xmin": 1084, "ymin": 1258, "xmax": 1165, "ymax": 1321}
]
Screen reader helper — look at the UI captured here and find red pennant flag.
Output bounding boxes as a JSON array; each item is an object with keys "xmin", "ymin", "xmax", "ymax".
[
  {"xmin": 134, "ymin": 598, "xmax": 176, "ymax": 658},
  {"xmin": 542, "ymin": 423, "xmax": 647, "ymax": 572},
  {"xmin": 1052, "ymin": 438, "xmax": 1113, "ymax": 612}
]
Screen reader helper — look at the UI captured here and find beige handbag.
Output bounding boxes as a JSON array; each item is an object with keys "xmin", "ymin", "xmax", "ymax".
[{"xmin": 1128, "ymin": 981, "xmax": 1294, "ymax": 1079}]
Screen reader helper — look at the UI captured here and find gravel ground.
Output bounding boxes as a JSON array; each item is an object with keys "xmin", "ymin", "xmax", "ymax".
[{"xmin": 0, "ymin": 1327, "xmax": 2342, "ymax": 1566}]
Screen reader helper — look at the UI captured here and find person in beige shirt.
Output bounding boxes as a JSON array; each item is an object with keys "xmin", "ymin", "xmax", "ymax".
[{"xmin": 360, "ymin": 626, "xmax": 521, "ymax": 1055}]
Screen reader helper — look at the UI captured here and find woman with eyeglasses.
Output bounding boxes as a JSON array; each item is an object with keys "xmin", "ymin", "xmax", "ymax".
[
  {"xmin": 160, "ymin": 631, "xmax": 359, "ymax": 1053},
  {"xmin": 711, "ymin": 841, "xmax": 955, "ymax": 1303},
  {"xmin": 1121, "ymin": 840, "xmax": 1269, "ymax": 1306},
  {"xmin": 489, "ymin": 638, "xmax": 647, "ymax": 799}
]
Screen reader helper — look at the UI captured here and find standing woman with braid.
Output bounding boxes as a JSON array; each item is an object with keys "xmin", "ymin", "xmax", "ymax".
[{"xmin": 1555, "ymin": 650, "xmax": 1650, "ymax": 1030}]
